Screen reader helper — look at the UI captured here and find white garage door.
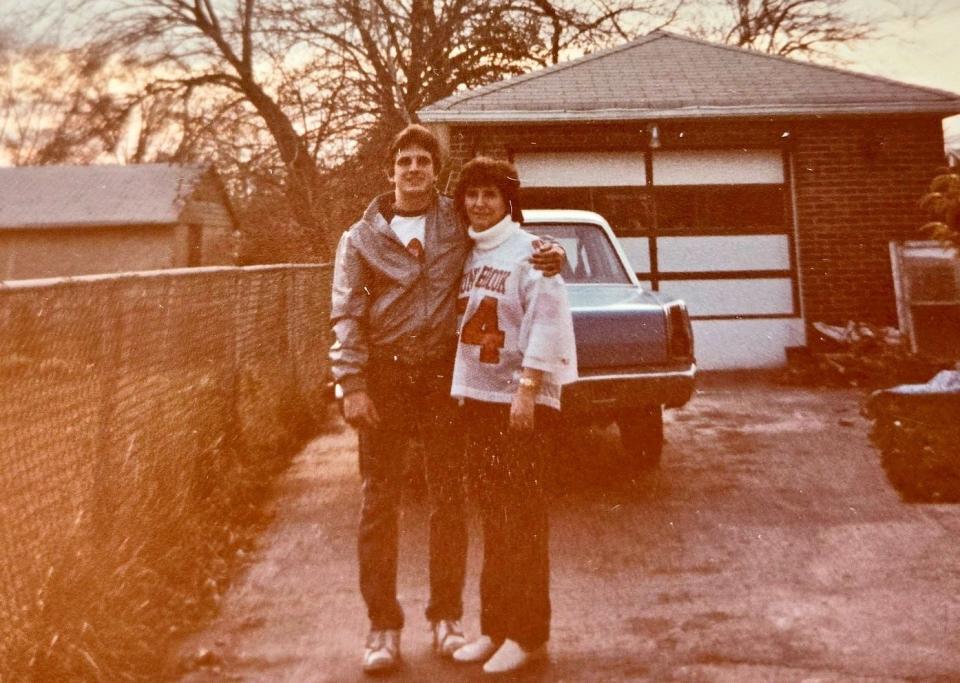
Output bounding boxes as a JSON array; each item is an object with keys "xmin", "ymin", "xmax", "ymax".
[{"xmin": 516, "ymin": 148, "xmax": 804, "ymax": 369}]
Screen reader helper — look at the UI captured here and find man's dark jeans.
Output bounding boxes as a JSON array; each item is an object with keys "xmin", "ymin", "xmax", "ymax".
[{"xmin": 357, "ymin": 354, "xmax": 467, "ymax": 631}]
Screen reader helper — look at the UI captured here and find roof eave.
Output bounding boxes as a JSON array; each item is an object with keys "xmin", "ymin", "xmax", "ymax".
[
  {"xmin": 0, "ymin": 219, "xmax": 179, "ymax": 230},
  {"xmin": 419, "ymin": 101, "xmax": 960, "ymax": 124}
]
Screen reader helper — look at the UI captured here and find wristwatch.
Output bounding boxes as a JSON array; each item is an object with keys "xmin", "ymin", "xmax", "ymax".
[{"xmin": 518, "ymin": 376, "xmax": 538, "ymax": 390}]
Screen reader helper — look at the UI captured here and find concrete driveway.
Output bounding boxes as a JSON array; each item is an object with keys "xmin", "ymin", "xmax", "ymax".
[{"xmin": 173, "ymin": 373, "xmax": 960, "ymax": 682}]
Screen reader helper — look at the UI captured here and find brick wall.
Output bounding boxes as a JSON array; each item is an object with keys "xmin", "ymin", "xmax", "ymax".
[
  {"xmin": 447, "ymin": 116, "xmax": 947, "ymax": 335},
  {"xmin": 790, "ymin": 117, "xmax": 945, "ymax": 328}
]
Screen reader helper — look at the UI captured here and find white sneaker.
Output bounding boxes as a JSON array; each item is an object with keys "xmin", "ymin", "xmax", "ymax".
[
  {"xmin": 432, "ymin": 618, "xmax": 467, "ymax": 657},
  {"xmin": 452, "ymin": 634, "xmax": 498, "ymax": 663},
  {"xmin": 482, "ymin": 638, "xmax": 546, "ymax": 674},
  {"xmin": 363, "ymin": 629, "xmax": 400, "ymax": 673}
]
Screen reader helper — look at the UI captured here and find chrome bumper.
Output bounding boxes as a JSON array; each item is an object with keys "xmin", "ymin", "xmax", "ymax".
[{"xmin": 562, "ymin": 363, "xmax": 697, "ymax": 415}]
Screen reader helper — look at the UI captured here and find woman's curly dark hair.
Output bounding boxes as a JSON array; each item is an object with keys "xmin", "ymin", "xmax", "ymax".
[{"xmin": 452, "ymin": 156, "xmax": 524, "ymax": 225}]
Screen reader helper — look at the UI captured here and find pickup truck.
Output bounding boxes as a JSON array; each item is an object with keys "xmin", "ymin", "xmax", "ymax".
[{"xmin": 524, "ymin": 209, "xmax": 697, "ymax": 471}]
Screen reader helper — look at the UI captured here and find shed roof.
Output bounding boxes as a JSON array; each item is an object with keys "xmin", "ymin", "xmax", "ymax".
[
  {"xmin": 419, "ymin": 30, "xmax": 960, "ymax": 124},
  {"xmin": 0, "ymin": 163, "xmax": 214, "ymax": 229}
]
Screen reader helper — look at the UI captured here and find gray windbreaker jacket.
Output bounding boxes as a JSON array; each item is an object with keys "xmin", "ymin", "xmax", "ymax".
[{"xmin": 330, "ymin": 192, "xmax": 470, "ymax": 395}]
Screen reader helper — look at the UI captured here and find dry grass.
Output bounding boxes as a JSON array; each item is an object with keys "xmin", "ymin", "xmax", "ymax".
[{"xmin": 0, "ymin": 366, "xmax": 327, "ymax": 681}]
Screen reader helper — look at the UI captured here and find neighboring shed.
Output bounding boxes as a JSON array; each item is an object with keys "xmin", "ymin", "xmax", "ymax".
[
  {"xmin": 420, "ymin": 30, "xmax": 960, "ymax": 369},
  {"xmin": 0, "ymin": 163, "xmax": 238, "ymax": 281}
]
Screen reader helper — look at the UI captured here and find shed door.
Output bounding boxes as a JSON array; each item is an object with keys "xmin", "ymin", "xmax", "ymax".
[{"xmin": 516, "ymin": 149, "xmax": 804, "ymax": 369}]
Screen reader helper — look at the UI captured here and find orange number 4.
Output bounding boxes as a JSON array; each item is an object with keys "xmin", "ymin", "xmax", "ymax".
[{"xmin": 460, "ymin": 296, "xmax": 505, "ymax": 364}]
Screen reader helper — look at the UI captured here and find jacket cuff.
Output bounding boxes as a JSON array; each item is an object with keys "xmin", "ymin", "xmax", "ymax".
[{"xmin": 338, "ymin": 374, "xmax": 367, "ymax": 396}]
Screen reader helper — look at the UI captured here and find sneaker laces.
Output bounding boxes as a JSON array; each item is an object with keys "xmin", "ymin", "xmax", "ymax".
[
  {"xmin": 366, "ymin": 630, "xmax": 385, "ymax": 650},
  {"xmin": 438, "ymin": 619, "xmax": 463, "ymax": 638}
]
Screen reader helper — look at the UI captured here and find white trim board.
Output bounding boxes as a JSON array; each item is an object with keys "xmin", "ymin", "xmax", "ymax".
[{"xmin": 692, "ymin": 318, "xmax": 805, "ymax": 369}]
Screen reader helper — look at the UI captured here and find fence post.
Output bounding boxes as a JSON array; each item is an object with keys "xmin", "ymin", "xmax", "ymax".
[{"xmin": 227, "ymin": 270, "xmax": 243, "ymax": 458}]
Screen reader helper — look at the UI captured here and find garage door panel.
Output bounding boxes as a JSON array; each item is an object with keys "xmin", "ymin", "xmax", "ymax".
[
  {"xmin": 653, "ymin": 150, "xmax": 784, "ymax": 185},
  {"xmin": 515, "ymin": 151, "xmax": 646, "ymax": 187},
  {"xmin": 657, "ymin": 235, "xmax": 791, "ymax": 272},
  {"xmin": 692, "ymin": 318, "xmax": 805, "ymax": 369},
  {"xmin": 659, "ymin": 278, "xmax": 795, "ymax": 317}
]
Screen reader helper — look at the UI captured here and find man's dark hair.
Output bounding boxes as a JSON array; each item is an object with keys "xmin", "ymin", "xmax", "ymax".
[
  {"xmin": 452, "ymin": 156, "xmax": 524, "ymax": 225},
  {"xmin": 386, "ymin": 124, "xmax": 442, "ymax": 174}
]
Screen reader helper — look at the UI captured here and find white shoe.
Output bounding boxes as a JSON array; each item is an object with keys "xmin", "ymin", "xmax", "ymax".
[
  {"xmin": 452, "ymin": 635, "xmax": 498, "ymax": 663},
  {"xmin": 432, "ymin": 618, "xmax": 467, "ymax": 657},
  {"xmin": 363, "ymin": 629, "xmax": 400, "ymax": 673},
  {"xmin": 482, "ymin": 638, "xmax": 546, "ymax": 674}
]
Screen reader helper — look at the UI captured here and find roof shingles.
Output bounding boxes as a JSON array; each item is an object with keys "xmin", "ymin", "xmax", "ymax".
[
  {"xmin": 420, "ymin": 31, "xmax": 960, "ymax": 122},
  {"xmin": 0, "ymin": 163, "xmax": 208, "ymax": 229}
]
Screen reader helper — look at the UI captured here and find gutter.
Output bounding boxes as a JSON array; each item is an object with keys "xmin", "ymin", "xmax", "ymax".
[{"xmin": 419, "ymin": 101, "xmax": 960, "ymax": 124}]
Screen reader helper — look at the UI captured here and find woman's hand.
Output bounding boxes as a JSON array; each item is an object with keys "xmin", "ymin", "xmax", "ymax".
[{"xmin": 510, "ymin": 389, "xmax": 536, "ymax": 432}]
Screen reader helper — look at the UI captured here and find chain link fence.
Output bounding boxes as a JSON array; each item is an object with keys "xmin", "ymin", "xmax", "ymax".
[{"xmin": 0, "ymin": 264, "xmax": 331, "ymax": 670}]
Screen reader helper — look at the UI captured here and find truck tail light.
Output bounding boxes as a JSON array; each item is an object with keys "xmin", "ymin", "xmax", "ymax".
[{"xmin": 666, "ymin": 302, "xmax": 694, "ymax": 361}]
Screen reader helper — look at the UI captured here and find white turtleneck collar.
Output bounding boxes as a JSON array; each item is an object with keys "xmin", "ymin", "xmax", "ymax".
[{"xmin": 468, "ymin": 215, "xmax": 520, "ymax": 251}]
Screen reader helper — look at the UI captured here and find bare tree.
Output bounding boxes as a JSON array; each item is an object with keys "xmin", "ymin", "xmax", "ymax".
[
  {"xmin": 719, "ymin": 0, "xmax": 872, "ymax": 56},
  {"xmin": 73, "ymin": 0, "xmax": 682, "ymax": 256},
  {"xmin": 280, "ymin": 0, "xmax": 684, "ymax": 240},
  {"xmin": 682, "ymin": 0, "xmax": 936, "ymax": 59},
  {"xmin": 1, "ymin": 47, "xmax": 123, "ymax": 164},
  {"xmin": 286, "ymin": 0, "xmax": 681, "ymax": 134},
  {"xmin": 90, "ymin": 0, "xmax": 367, "ymax": 257}
]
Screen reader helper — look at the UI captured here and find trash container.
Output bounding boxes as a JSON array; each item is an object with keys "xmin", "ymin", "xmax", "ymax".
[{"xmin": 865, "ymin": 370, "xmax": 960, "ymax": 502}]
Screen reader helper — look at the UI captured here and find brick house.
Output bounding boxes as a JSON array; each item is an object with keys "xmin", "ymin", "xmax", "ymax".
[
  {"xmin": 0, "ymin": 164, "xmax": 238, "ymax": 281},
  {"xmin": 419, "ymin": 31, "xmax": 960, "ymax": 369}
]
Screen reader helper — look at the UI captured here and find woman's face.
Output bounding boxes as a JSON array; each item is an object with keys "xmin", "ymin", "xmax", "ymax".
[{"xmin": 464, "ymin": 184, "xmax": 508, "ymax": 232}]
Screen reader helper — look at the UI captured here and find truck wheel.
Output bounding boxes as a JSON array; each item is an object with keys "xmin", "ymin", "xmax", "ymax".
[{"xmin": 617, "ymin": 406, "xmax": 663, "ymax": 471}]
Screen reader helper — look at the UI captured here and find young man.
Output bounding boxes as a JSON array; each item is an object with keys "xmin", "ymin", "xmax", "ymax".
[{"xmin": 330, "ymin": 124, "xmax": 563, "ymax": 674}]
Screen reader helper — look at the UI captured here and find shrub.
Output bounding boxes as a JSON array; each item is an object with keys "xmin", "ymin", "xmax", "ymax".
[{"xmin": 920, "ymin": 167, "xmax": 960, "ymax": 250}]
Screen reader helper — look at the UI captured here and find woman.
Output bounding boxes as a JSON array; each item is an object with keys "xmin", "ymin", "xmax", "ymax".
[{"xmin": 448, "ymin": 157, "xmax": 577, "ymax": 674}]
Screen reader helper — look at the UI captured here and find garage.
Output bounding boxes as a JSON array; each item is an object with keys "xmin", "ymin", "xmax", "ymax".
[{"xmin": 421, "ymin": 31, "xmax": 960, "ymax": 369}]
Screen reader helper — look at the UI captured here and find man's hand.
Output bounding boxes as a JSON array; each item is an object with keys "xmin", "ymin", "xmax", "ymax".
[
  {"xmin": 343, "ymin": 391, "xmax": 380, "ymax": 430},
  {"xmin": 530, "ymin": 240, "xmax": 566, "ymax": 277}
]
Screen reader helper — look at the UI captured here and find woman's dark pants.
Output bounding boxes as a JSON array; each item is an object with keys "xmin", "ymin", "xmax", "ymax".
[{"xmin": 463, "ymin": 399, "xmax": 555, "ymax": 651}]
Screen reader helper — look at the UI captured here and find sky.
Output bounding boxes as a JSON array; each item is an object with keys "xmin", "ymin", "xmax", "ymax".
[{"xmin": 836, "ymin": 0, "xmax": 960, "ymax": 141}]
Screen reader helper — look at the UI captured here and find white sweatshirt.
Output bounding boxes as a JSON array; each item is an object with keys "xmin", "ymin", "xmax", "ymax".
[{"xmin": 451, "ymin": 216, "xmax": 578, "ymax": 410}]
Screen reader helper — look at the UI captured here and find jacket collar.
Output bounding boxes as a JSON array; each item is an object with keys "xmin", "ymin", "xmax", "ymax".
[
  {"xmin": 362, "ymin": 191, "xmax": 438, "ymax": 230},
  {"xmin": 357, "ymin": 191, "xmax": 442, "ymax": 257}
]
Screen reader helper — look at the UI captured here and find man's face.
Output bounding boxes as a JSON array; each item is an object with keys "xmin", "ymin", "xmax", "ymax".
[{"xmin": 390, "ymin": 144, "xmax": 436, "ymax": 197}]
